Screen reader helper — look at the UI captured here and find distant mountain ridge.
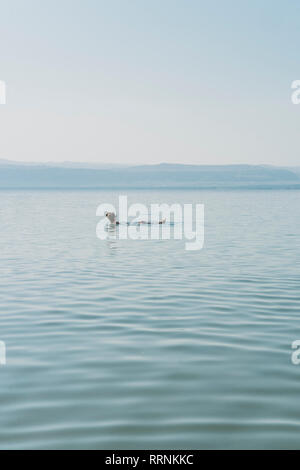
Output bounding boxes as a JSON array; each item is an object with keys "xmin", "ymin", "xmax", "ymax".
[
  {"xmin": 0, "ymin": 161, "xmax": 299, "ymax": 189},
  {"xmin": 0, "ymin": 159, "xmax": 129, "ymax": 170}
]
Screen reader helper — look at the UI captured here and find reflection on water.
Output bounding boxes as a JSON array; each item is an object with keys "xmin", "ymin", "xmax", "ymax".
[
  {"xmin": 106, "ymin": 224, "xmax": 118, "ymax": 250},
  {"xmin": 0, "ymin": 189, "xmax": 300, "ymax": 449}
]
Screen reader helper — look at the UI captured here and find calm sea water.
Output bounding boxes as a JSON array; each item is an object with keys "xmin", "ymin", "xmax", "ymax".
[{"xmin": 1, "ymin": 189, "xmax": 300, "ymax": 450}]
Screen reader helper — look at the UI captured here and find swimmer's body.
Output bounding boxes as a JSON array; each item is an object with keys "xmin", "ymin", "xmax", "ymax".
[{"xmin": 105, "ymin": 212, "xmax": 166, "ymax": 225}]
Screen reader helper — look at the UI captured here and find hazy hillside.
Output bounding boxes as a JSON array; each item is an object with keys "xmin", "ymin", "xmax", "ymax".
[{"xmin": 0, "ymin": 162, "xmax": 299, "ymax": 189}]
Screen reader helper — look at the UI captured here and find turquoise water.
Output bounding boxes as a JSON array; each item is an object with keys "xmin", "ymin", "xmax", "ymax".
[{"xmin": 1, "ymin": 189, "xmax": 300, "ymax": 449}]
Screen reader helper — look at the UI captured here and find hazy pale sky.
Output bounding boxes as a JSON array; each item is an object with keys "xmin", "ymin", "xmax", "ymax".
[{"xmin": 0, "ymin": 0, "xmax": 299, "ymax": 165}]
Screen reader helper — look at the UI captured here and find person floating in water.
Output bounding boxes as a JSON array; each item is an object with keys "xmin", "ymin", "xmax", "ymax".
[{"xmin": 105, "ymin": 212, "xmax": 166, "ymax": 225}]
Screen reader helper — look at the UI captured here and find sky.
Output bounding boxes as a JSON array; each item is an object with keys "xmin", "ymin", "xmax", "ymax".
[{"xmin": 0, "ymin": 0, "xmax": 300, "ymax": 166}]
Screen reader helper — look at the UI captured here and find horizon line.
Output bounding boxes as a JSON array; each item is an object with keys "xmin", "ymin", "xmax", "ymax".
[{"xmin": 0, "ymin": 159, "xmax": 299, "ymax": 169}]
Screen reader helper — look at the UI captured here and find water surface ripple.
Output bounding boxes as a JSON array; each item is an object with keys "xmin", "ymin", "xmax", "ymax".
[{"xmin": 1, "ymin": 189, "xmax": 300, "ymax": 449}]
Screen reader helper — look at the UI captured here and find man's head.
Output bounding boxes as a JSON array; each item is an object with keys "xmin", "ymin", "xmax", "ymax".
[{"xmin": 105, "ymin": 212, "xmax": 117, "ymax": 224}]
